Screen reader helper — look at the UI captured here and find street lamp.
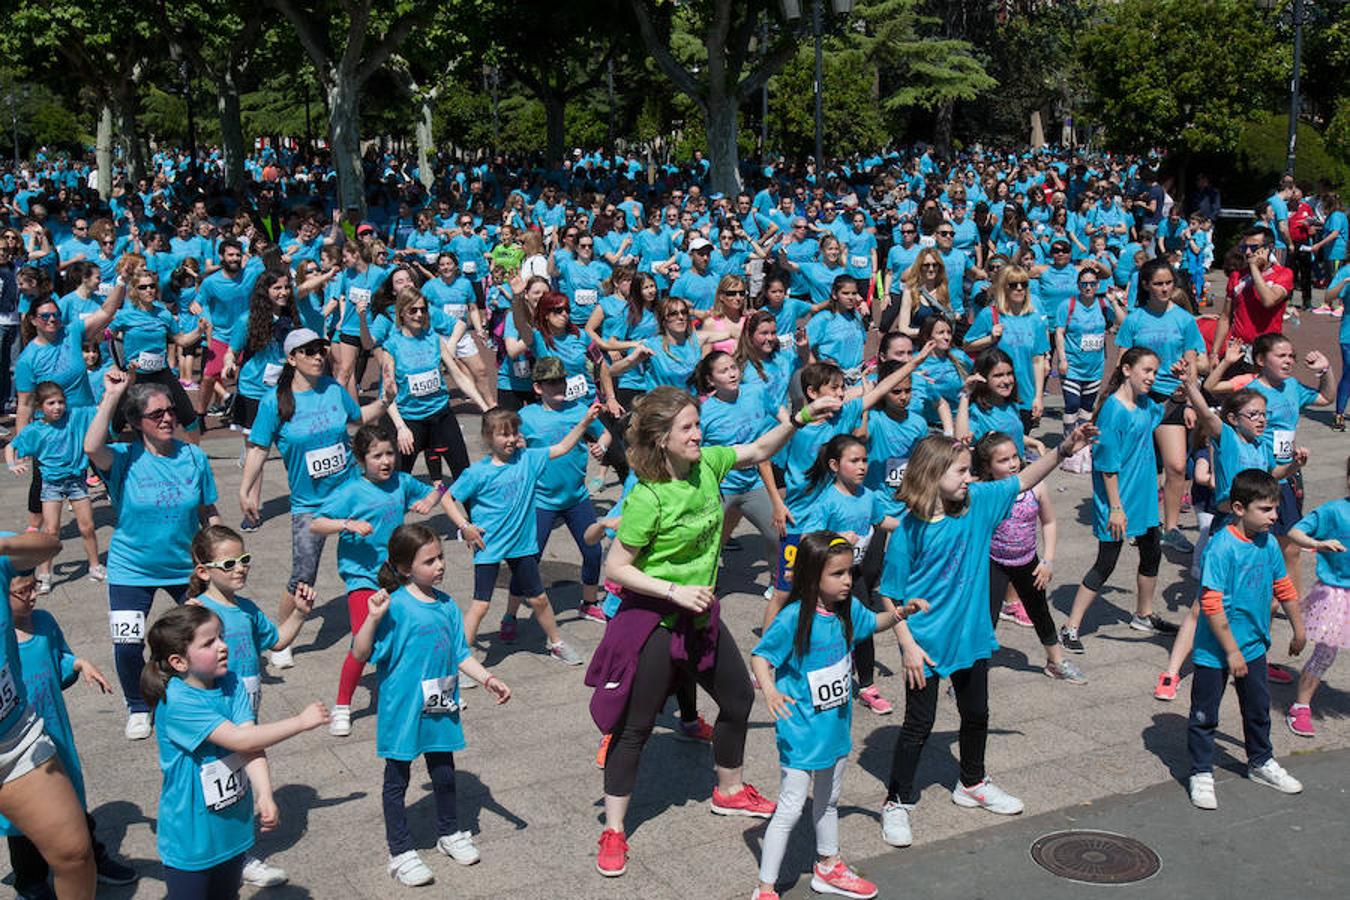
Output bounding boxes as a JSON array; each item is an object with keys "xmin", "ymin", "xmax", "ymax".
[
  {"xmin": 783, "ymin": 0, "xmax": 853, "ymax": 169},
  {"xmin": 1257, "ymin": 0, "xmax": 1306, "ymax": 176}
]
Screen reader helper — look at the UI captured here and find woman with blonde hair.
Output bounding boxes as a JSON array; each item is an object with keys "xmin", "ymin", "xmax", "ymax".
[
  {"xmin": 893, "ymin": 247, "xmax": 952, "ymax": 337},
  {"xmin": 963, "ymin": 264, "xmax": 1050, "ymax": 429},
  {"xmin": 698, "ymin": 274, "xmax": 750, "ymax": 354}
]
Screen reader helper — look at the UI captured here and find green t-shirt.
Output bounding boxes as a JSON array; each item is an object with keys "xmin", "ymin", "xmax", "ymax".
[
  {"xmin": 617, "ymin": 445, "xmax": 738, "ymax": 587},
  {"xmin": 489, "ymin": 244, "xmax": 525, "ymax": 275}
]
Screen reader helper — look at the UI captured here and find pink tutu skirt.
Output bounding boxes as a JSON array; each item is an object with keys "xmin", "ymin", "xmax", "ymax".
[{"xmin": 1301, "ymin": 580, "xmax": 1350, "ymax": 648}]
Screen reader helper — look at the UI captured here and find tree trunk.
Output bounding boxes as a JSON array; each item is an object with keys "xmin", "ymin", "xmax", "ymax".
[
  {"xmin": 543, "ymin": 91, "xmax": 566, "ymax": 168},
  {"xmin": 113, "ymin": 85, "xmax": 145, "ymax": 184},
  {"xmin": 934, "ymin": 99, "xmax": 954, "ymax": 159},
  {"xmin": 415, "ymin": 93, "xmax": 434, "ymax": 190},
  {"xmin": 705, "ymin": 90, "xmax": 741, "ymax": 196},
  {"xmin": 217, "ymin": 69, "xmax": 247, "ymax": 194},
  {"xmin": 327, "ymin": 76, "xmax": 365, "ymax": 214},
  {"xmin": 96, "ymin": 102, "xmax": 114, "ymax": 200}
]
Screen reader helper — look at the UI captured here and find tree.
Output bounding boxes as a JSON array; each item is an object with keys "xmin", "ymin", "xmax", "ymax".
[
  {"xmin": 268, "ymin": 0, "xmax": 434, "ymax": 212},
  {"xmin": 628, "ymin": 0, "xmax": 798, "ymax": 194}
]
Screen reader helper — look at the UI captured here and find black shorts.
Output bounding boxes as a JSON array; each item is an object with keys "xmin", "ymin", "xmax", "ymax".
[
  {"xmin": 234, "ymin": 394, "xmax": 261, "ymax": 431},
  {"xmin": 1147, "ymin": 389, "xmax": 1187, "ymax": 426},
  {"xmin": 339, "ymin": 333, "xmax": 363, "ymax": 349}
]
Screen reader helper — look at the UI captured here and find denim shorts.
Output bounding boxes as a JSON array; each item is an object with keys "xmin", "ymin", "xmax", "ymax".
[
  {"xmin": 0, "ymin": 709, "xmax": 56, "ymax": 786},
  {"xmin": 39, "ymin": 474, "xmax": 89, "ymax": 503},
  {"xmin": 289, "ymin": 512, "xmax": 328, "ymax": 593}
]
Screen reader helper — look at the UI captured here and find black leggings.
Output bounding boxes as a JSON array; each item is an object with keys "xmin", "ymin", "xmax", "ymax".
[
  {"xmin": 598, "ymin": 407, "xmax": 630, "ymax": 482},
  {"xmin": 1081, "ymin": 527, "xmax": 1162, "ymax": 592},
  {"xmin": 111, "ymin": 367, "xmax": 197, "ymax": 432},
  {"xmin": 990, "ymin": 556, "xmax": 1058, "ymax": 647},
  {"xmin": 397, "ymin": 405, "xmax": 470, "ymax": 482},
  {"xmin": 851, "ymin": 531, "xmax": 889, "ymax": 688},
  {"xmin": 603, "ymin": 620, "xmax": 753, "ymax": 797},
  {"xmin": 887, "ymin": 659, "xmax": 989, "ymax": 804},
  {"xmin": 27, "ymin": 462, "xmax": 41, "ymax": 516}
]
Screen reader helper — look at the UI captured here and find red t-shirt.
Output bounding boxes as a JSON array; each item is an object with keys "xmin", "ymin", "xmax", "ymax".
[{"xmin": 1225, "ymin": 264, "xmax": 1293, "ymax": 344}]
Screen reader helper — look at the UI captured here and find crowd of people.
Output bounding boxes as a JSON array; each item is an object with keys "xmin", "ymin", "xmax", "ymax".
[{"xmin": 0, "ymin": 141, "xmax": 1346, "ymax": 899}]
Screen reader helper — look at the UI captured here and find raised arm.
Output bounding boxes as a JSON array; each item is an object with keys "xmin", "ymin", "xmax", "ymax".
[
  {"xmin": 1017, "ymin": 423, "xmax": 1096, "ymax": 492},
  {"xmin": 733, "ymin": 395, "xmax": 843, "ymax": 468}
]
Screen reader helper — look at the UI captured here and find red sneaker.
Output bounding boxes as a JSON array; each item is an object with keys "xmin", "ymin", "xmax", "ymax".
[
  {"xmin": 596, "ymin": 828, "xmax": 627, "ymax": 877},
  {"xmin": 810, "ymin": 860, "xmax": 877, "ymax": 899},
  {"xmin": 711, "ymin": 783, "xmax": 775, "ymax": 818},
  {"xmin": 1154, "ymin": 672, "xmax": 1178, "ymax": 702},
  {"xmin": 595, "ymin": 733, "xmax": 612, "ymax": 769},
  {"xmin": 677, "ymin": 716, "xmax": 714, "ymax": 743},
  {"xmin": 1267, "ymin": 663, "xmax": 1295, "ymax": 685}
]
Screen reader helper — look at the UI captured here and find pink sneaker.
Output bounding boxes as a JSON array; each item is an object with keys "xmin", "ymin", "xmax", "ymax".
[
  {"xmin": 857, "ymin": 685, "xmax": 893, "ymax": 715},
  {"xmin": 810, "ymin": 860, "xmax": 877, "ymax": 899},
  {"xmin": 580, "ymin": 603, "xmax": 607, "ymax": 624},
  {"xmin": 1287, "ymin": 704, "xmax": 1315, "ymax": 737},
  {"xmin": 999, "ymin": 600, "xmax": 1034, "ymax": 628},
  {"xmin": 1267, "ymin": 663, "xmax": 1294, "ymax": 685},
  {"xmin": 710, "ymin": 783, "xmax": 775, "ymax": 818}
]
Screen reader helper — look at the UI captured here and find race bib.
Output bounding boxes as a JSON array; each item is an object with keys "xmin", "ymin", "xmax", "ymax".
[
  {"xmin": 242, "ymin": 675, "xmax": 261, "ymax": 714},
  {"xmin": 575, "ymin": 289, "xmax": 598, "ymax": 307},
  {"xmin": 0, "ymin": 665, "xmax": 18, "ymax": 721},
  {"xmin": 842, "ymin": 365, "xmax": 864, "ymax": 386},
  {"xmin": 423, "ymin": 251, "xmax": 438, "ymax": 264},
  {"xmin": 304, "ymin": 443, "xmax": 347, "ymax": 480},
  {"xmin": 349, "ymin": 287, "xmax": 371, "ymax": 307},
  {"xmin": 135, "ymin": 350, "xmax": 167, "ymax": 372},
  {"xmin": 421, "ymin": 676, "xmax": 459, "ymax": 714},
  {"xmin": 807, "ymin": 655, "xmax": 851, "ymax": 711},
  {"xmin": 407, "ymin": 368, "xmax": 443, "ymax": 397},
  {"xmin": 462, "ymin": 260, "xmax": 478, "ymax": 275},
  {"xmin": 1079, "ymin": 333, "xmax": 1105, "ymax": 352},
  {"xmin": 884, "ymin": 457, "xmax": 907, "ymax": 489},
  {"xmin": 1272, "ymin": 428, "xmax": 1295, "ymax": 462},
  {"xmin": 443, "ymin": 302, "xmax": 468, "ymax": 321},
  {"xmin": 200, "ymin": 753, "xmax": 247, "ymax": 811},
  {"xmin": 262, "ymin": 363, "xmax": 284, "ymax": 386},
  {"xmin": 850, "ymin": 255, "xmax": 868, "ymax": 269},
  {"xmin": 852, "ymin": 527, "xmax": 874, "ymax": 565},
  {"xmin": 564, "ymin": 374, "xmax": 588, "ymax": 401},
  {"xmin": 109, "ymin": 610, "xmax": 146, "ymax": 645},
  {"xmin": 97, "ymin": 282, "xmax": 115, "ymax": 297},
  {"xmin": 510, "ymin": 357, "xmax": 532, "ymax": 379},
  {"xmin": 777, "ymin": 332, "xmax": 795, "ymax": 350}
]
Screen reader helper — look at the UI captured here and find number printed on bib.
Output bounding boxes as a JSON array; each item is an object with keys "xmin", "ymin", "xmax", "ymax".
[
  {"xmin": 575, "ymin": 289, "xmax": 598, "ymax": 307},
  {"xmin": 777, "ymin": 332, "xmax": 795, "ymax": 350},
  {"xmin": 850, "ymin": 255, "xmax": 868, "ymax": 269},
  {"xmin": 884, "ymin": 457, "xmax": 907, "ymax": 489},
  {"xmin": 135, "ymin": 350, "xmax": 167, "ymax": 372},
  {"xmin": 462, "ymin": 260, "xmax": 478, "ymax": 275},
  {"xmin": 510, "ymin": 357, "xmax": 532, "ymax": 379},
  {"xmin": 242, "ymin": 675, "xmax": 261, "ymax": 715},
  {"xmin": 407, "ymin": 368, "xmax": 443, "ymax": 397},
  {"xmin": 109, "ymin": 610, "xmax": 146, "ymax": 645},
  {"xmin": 421, "ymin": 676, "xmax": 459, "ymax": 714},
  {"xmin": 1079, "ymin": 333, "xmax": 1105, "ymax": 352},
  {"xmin": 807, "ymin": 655, "xmax": 851, "ymax": 711},
  {"xmin": 852, "ymin": 527, "xmax": 874, "ymax": 565},
  {"xmin": 200, "ymin": 753, "xmax": 247, "ymax": 811},
  {"xmin": 1272, "ymin": 428, "xmax": 1295, "ymax": 461},
  {"xmin": 443, "ymin": 303, "xmax": 468, "ymax": 321},
  {"xmin": 348, "ymin": 287, "xmax": 371, "ymax": 305},
  {"xmin": 97, "ymin": 282, "xmax": 115, "ymax": 297},
  {"xmin": 305, "ymin": 443, "xmax": 347, "ymax": 479},
  {"xmin": 0, "ymin": 665, "xmax": 19, "ymax": 721},
  {"xmin": 262, "ymin": 362, "xmax": 284, "ymax": 386},
  {"xmin": 564, "ymin": 374, "xmax": 588, "ymax": 402}
]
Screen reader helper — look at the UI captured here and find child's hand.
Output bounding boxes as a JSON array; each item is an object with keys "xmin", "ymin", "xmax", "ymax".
[
  {"xmin": 1315, "ymin": 539, "xmax": 1346, "ymax": 553},
  {"xmin": 1226, "ymin": 650, "xmax": 1248, "ymax": 679},
  {"xmin": 1033, "ymin": 560, "xmax": 1054, "ymax": 591},
  {"xmin": 1291, "ymin": 446, "xmax": 1309, "ymax": 469},
  {"xmin": 840, "ymin": 531, "xmax": 861, "ymax": 546},
  {"xmin": 1305, "ymin": 350, "xmax": 1330, "ymax": 373},
  {"xmin": 584, "ymin": 402, "xmax": 603, "ymax": 424},
  {"xmin": 367, "ymin": 589, "xmax": 392, "ymax": 619},
  {"xmin": 901, "ymin": 640, "xmax": 935, "ymax": 690},
  {"xmin": 1289, "ymin": 629, "xmax": 1307, "ymax": 657},
  {"xmin": 345, "ymin": 519, "xmax": 375, "ymax": 537},
  {"xmin": 292, "ymin": 583, "xmax": 316, "ymax": 615},
  {"xmin": 410, "ymin": 492, "xmax": 438, "ymax": 515},
  {"xmin": 460, "ymin": 524, "xmax": 486, "ymax": 551},
  {"xmin": 8, "ymin": 459, "xmax": 28, "ymax": 476},
  {"xmin": 901, "ymin": 597, "xmax": 930, "ymax": 618},
  {"xmin": 963, "ymin": 372, "xmax": 986, "ymax": 391},
  {"xmin": 75, "ymin": 659, "xmax": 113, "ymax": 694},
  {"xmin": 396, "ymin": 424, "xmax": 415, "ymax": 455},
  {"xmin": 762, "ymin": 685, "xmax": 796, "ymax": 721},
  {"xmin": 1063, "ymin": 422, "xmax": 1099, "ymax": 456},
  {"xmin": 484, "ymin": 675, "xmax": 511, "ymax": 705},
  {"xmin": 296, "ymin": 701, "xmax": 331, "ymax": 731},
  {"xmin": 804, "ymin": 393, "xmax": 842, "ymax": 421},
  {"xmin": 1108, "ymin": 507, "xmax": 1127, "ymax": 541},
  {"xmin": 256, "ymin": 795, "xmax": 279, "ymax": 832},
  {"xmin": 1224, "ymin": 340, "xmax": 1245, "ymax": 364},
  {"xmin": 589, "ymin": 439, "xmax": 608, "ymax": 461}
]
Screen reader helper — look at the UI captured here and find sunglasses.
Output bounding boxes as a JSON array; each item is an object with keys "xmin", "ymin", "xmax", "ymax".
[
  {"xmin": 293, "ymin": 343, "xmax": 327, "ymax": 357},
  {"xmin": 921, "ymin": 263, "xmax": 940, "ymax": 269},
  {"xmin": 136, "ymin": 283, "xmax": 157, "ymax": 290},
  {"xmin": 1078, "ymin": 280, "xmax": 1099, "ymax": 288},
  {"xmin": 1240, "ymin": 243, "xmax": 1265, "ymax": 253},
  {"xmin": 406, "ymin": 305, "xmax": 428, "ymax": 315},
  {"xmin": 202, "ymin": 553, "xmax": 253, "ymax": 571},
  {"xmin": 722, "ymin": 289, "xmax": 747, "ymax": 297},
  {"xmin": 665, "ymin": 309, "xmax": 690, "ymax": 319},
  {"xmin": 141, "ymin": 407, "xmax": 177, "ymax": 422},
  {"xmin": 1008, "ymin": 282, "xmax": 1029, "ymax": 289},
  {"xmin": 937, "ymin": 230, "xmax": 955, "ymax": 237},
  {"xmin": 35, "ymin": 311, "xmax": 61, "ymax": 321},
  {"xmin": 546, "ymin": 306, "xmax": 568, "ymax": 315}
]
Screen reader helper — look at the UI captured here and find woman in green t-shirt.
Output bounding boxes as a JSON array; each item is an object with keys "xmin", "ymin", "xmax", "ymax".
[{"xmin": 588, "ymin": 385, "xmax": 840, "ymax": 878}]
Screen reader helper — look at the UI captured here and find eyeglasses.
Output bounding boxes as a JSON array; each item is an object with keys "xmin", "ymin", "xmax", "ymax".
[
  {"xmin": 665, "ymin": 309, "xmax": 689, "ymax": 319},
  {"xmin": 35, "ymin": 311, "xmax": 61, "ymax": 321},
  {"xmin": 406, "ymin": 306, "xmax": 428, "ymax": 315},
  {"xmin": 1078, "ymin": 280, "xmax": 1099, "ymax": 289},
  {"xmin": 921, "ymin": 262, "xmax": 940, "ymax": 269},
  {"xmin": 202, "ymin": 553, "xmax": 253, "ymax": 571},
  {"xmin": 141, "ymin": 406, "xmax": 177, "ymax": 423},
  {"xmin": 900, "ymin": 228, "xmax": 917, "ymax": 234},
  {"xmin": 294, "ymin": 343, "xmax": 326, "ymax": 357},
  {"xmin": 1052, "ymin": 247, "xmax": 1070, "ymax": 253},
  {"xmin": 578, "ymin": 242, "xmax": 593, "ymax": 248},
  {"xmin": 1237, "ymin": 410, "xmax": 1267, "ymax": 421}
]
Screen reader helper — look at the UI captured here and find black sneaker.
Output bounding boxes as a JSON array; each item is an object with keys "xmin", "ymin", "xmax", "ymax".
[
  {"xmin": 239, "ymin": 517, "xmax": 260, "ymax": 534},
  {"xmin": 1145, "ymin": 614, "xmax": 1179, "ymax": 635},
  {"xmin": 1059, "ymin": 625, "xmax": 1085, "ymax": 654},
  {"xmin": 96, "ymin": 853, "xmax": 139, "ymax": 886}
]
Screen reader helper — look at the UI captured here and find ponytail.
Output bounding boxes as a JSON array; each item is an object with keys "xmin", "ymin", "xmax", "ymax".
[
  {"xmin": 141, "ymin": 605, "xmax": 218, "ymax": 717},
  {"xmin": 376, "ymin": 560, "xmax": 406, "ymax": 593},
  {"xmin": 276, "ymin": 362, "xmax": 297, "ymax": 423}
]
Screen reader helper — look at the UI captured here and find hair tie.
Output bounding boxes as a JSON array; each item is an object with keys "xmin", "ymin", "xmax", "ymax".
[{"xmin": 829, "ymin": 537, "xmax": 850, "ymax": 547}]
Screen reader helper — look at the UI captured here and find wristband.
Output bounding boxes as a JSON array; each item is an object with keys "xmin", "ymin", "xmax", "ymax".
[
  {"xmin": 665, "ymin": 581, "xmax": 677, "ymax": 602},
  {"xmin": 1110, "ymin": 505, "xmax": 1124, "ymax": 512}
]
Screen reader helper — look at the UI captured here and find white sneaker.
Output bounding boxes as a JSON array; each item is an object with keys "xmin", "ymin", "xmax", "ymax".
[
  {"xmin": 88, "ymin": 564, "xmax": 107, "ymax": 582},
  {"xmin": 436, "ymin": 830, "xmax": 480, "ymax": 865},
  {"xmin": 951, "ymin": 779, "xmax": 1023, "ymax": 815},
  {"xmin": 124, "ymin": 712, "xmax": 151, "ymax": 741},
  {"xmin": 1189, "ymin": 772, "xmax": 1217, "ymax": 809},
  {"xmin": 387, "ymin": 850, "xmax": 434, "ymax": 886},
  {"xmin": 270, "ymin": 647, "xmax": 295, "ymax": 669},
  {"xmin": 329, "ymin": 705, "xmax": 352, "ymax": 737},
  {"xmin": 241, "ymin": 855, "xmax": 288, "ymax": 887},
  {"xmin": 1249, "ymin": 759, "xmax": 1302, "ymax": 794},
  {"xmin": 880, "ymin": 800, "xmax": 913, "ymax": 847}
]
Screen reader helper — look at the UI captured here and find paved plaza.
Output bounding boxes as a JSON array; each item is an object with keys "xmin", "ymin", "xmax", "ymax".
[{"xmin": 2, "ymin": 308, "xmax": 1346, "ymax": 899}]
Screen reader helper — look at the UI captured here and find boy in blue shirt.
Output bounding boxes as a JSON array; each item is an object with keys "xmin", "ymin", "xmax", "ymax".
[{"xmin": 1188, "ymin": 469, "xmax": 1306, "ymax": 810}]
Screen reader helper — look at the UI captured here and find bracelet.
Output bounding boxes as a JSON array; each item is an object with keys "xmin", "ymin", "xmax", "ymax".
[
  {"xmin": 342, "ymin": 518, "xmax": 350, "ymax": 533},
  {"xmin": 794, "ymin": 408, "xmax": 812, "ymax": 427},
  {"xmin": 665, "ymin": 581, "xmax": 677, "ymax": 602},
  {"xmin": 1110, "ymin": 505, "xmax": 1124, "ymax": 512}
]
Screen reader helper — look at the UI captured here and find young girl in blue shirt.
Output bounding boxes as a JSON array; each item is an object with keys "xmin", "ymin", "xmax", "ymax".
[
  {"xmin": 877, "ymin": 425, "xmax": 1094, "ymax": 848},
  {"xmin": 352, "ymin": 524, "xmax": 512, "ymax": 887},
  {"xmin": 751, "ymin": 533, "xmax": 925, "ymax": 900},
  {"xmin": 142, "ymin": 605, "xmax": 329, "ymax": 899},
  {"xmin": 955, "ymin": 348, "xmax": 1047, "ymax": 459}
]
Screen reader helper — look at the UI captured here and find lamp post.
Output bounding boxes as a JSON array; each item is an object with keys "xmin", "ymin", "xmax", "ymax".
[
  {"xmin": 783, "ymin": 0, "xmax": 852, "ymax": 169},
  {"xmin": 1258, "ymin": 0, "xmax": 1307, "ymax": 176}
]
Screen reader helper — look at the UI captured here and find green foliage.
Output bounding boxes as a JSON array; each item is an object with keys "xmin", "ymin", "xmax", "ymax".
[
  {"xmin": 766, "ymin": 43, "xmax": 888, "ymax": 158},
  {"xmin": 1328, "ymin": 97, "xmax": 1350, "ymax": 168},
  {"xmin": 853, "ymin": 0, "xmax": 994, "ymax": 112},
  {"xmin": 1236, "ymin": 112, "xmax": 1348, "ymax": 191},
  {"xmin": 1078, "ymin": 0, "xmax": 1284, "ymax": 155}
]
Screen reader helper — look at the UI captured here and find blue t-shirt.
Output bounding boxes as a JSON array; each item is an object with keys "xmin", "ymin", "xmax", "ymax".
[
  {"xmin": 1248, "ymin": 377, "xmax": 1320, "ymax": 473},
  {"xmin": 1195, "ymin": 526, "xmax": 1288, "ymax": 667},
  {"xmin": 422, "ymin": 276, "xmax": 475, "ymax": 327},
  {"xmin": 795, "ymin": 484, "xmax": 887, "ymax": 566},
  {"xmin": 752, "ymin": 599, "xmax": 878, "ymax": 770},
  {"xmin": 878, "ymin": 478, "xmax": 1020, "ymax": 676},
  {"xmin": 1213, "ymin": 422, "xmax": 1274, "ymax": 508},
  {"xmin": 337, "ymin": 265, "xmax": 390, "ymax": 337},
  {"xmin": 1115, "ymin": 304, "xmax": 1205, "ymax": 397},
  {"xmin": 382, "ymin": 328, "xmax": 449, "ymax": 421},
  {"xmin": 797, "ymin": 262, "xmax": 847, "ymax": 305},
  {"xmin": 640, "ymin": 335, "xmax": 701, "ymax": 392},
  {"xmin": 886, "ymin": 244, "xmax": 921, "ymax": 287},
  {"xmin": 1090, "ymin": 395, "xmax": 1165, "ymax": 540},
  {"xmin": 0, "ymin": 610, "xmax": 81, "ymax": 836},
  {"xmin": 741, "ymin": 349, "xmax": 799, "ymax": 408},
  {"xmin": 319, "ymin": 474, "xmax": 433, "ymax": 592},
  {"xmin": 236, "ymin": 339, "xmax": 287, "ymax": 401},
  {"xmin": 497, "ymin": 315, "xmax": 533, "ymax": 394},
  {"xmin": 194, "ymin": 596, "xmax": 278, "ymax": 716},
  {"xmin": 1055, "ymin": 295, "xmax": 1113, "ymax": 382},
  {"xmin": 369, "ymin": 587, "xmax": 473, "ymax": 760},
  {"xmin": 0, "ymin": 542, "xmax": 29, "ymax": 735},
  {"xmin": 845, "ymin": 230, "xmax": 877, "ymax": 278},
  {"xmin": 765, "ymin": 297, "xmax": 815, "ymax": 340},
  {"xmin": 699, "ymin": 386, "xmax": 778, "ymax": 495},
  {"xmin": 915, "ymin": 351, "xmax": 973, "ymax": 425},
  {"xmin": 968, "ymin": 400, "xmax": 1027, "ymax": 457},
  {"xmin": 557, "ymin": 257, "xmax": 612, "ymax": 325},
  {"xmin": 102, "ymin": 441, "xmax": 219, "ymax": 585},
  {"xmin": 806, "ymin": 309, "xmax": 866, "ymax": 374},
  {"xmin": 450, "ymin": 448, "xmax": 551, "ymax": 564},
  {"xmin": 110, "ymin": 305, "xmax": 179, "ymax": 371},
  {"xmin": 863, "ymin": 408, "xmax": 928, "ymax": 515},
  {"xmin": 14, "ymin": 325, "xmax": 96, "ymax": 408},
  {"xmin": 518, "ymin": 401, "xmax": 605, "ymax": 510},
  {"xmin": 154, "ymin": 673, "xmax": 256, "ymax": 871},
  {"xmin": 1293, "ymin": 498, "xmax": 1350, "ymax": 588},
  {"xmin": 8, "ymin": 407, "xmax": 96, "ymax": 481},
  {"xmin": 531, "ymin": 331, "xmax": 594, "ymax": 400},
  {"xmin": 965, "ymin": 307, "xmax": 1049, "ymax": 410},
  {"xmin": 669, "ymin": 270, "xmax": 719, "ymax": 310},
  {"xmin": 249, "ymin": 378, "xmax": 362, "ymax": 513},
  {"xmin": 781, "ymin": 399, "xmax": 864, "ymax": 520},
  {"xmin": 198, "ymin": 269, "xmax": 259, "ymax": 348}
]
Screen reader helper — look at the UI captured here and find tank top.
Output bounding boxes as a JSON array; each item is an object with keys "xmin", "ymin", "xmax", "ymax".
[{"xmin": 990, "ymin": 488, "xmax": 1039, "ymax": 566}]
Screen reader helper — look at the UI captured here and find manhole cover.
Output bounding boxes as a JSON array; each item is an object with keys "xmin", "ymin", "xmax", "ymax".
[{"xmin": 1030, "ymin": 830, "xmax": 1161, "ymax": 885}]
